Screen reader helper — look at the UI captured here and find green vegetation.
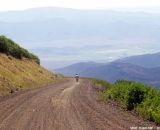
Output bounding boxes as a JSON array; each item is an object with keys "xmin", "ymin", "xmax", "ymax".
[
  {"xmin": 0, "ymin": 36, "xmax": 63, "ymax": 95},
  {"xmin": 91, "ymin": 78, "xmax": 111, "ymax": 90},
  {"xmin": 92, "ymin": 79, "xmax": 160, "ymax": 125},
  {"xmin": 105, "ymin": 80, "xmax": 147, "ymax": 110},
  {"xmin": 0, "ymin": 35, "xmax": 40, "ymax": 64}
]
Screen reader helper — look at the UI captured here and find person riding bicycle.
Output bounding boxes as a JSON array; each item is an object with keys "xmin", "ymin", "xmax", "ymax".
[{"xmin": 75, "ymin": 74, "xmax": 79, "ymax": 82}]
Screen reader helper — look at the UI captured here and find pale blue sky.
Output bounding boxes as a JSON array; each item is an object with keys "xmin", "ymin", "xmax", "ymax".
[{"xmin": 0, "ymin": 0, "xmax": 160, "ymax": 11}]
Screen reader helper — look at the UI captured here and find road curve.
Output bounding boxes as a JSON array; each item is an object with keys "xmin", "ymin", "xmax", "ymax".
[{"xmin": 0, "ymin": 79, "xmax": 156, "ymax": 130}]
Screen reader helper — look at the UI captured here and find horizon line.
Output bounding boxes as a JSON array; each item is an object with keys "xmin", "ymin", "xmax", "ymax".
[{"xmin": 0, "ymin": 6, "xmax": 160, "ymax": 13}]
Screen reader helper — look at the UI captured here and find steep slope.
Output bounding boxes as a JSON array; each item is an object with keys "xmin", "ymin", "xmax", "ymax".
[
  {"xmin": 0, "ymin": 36, "xmax": 61, "ymax": 95},
  {"xmin": 0, "ymin": 53, "xmax": 61, "ymax": 95},
  {"xmin": 117, "ymin": 52, "xmax": 160, "ymax": 68}
]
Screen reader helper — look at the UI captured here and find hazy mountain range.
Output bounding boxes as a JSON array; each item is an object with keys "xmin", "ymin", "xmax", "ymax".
[
  {"xmin": 116, "ymin": 52, "xmax": 160, "ymax": 68},
  {"xmin": 0, "ymin": 7, "xmax": 160, "ymax": 68},
  {"xmin": 56, "ymin": 52, "xmax": 160, "ymax": 88}
]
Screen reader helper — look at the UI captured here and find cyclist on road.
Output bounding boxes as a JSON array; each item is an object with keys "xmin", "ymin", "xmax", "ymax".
[{"xmin": 75, "ymin": 74, "xmax": 79, "ymax": 82}]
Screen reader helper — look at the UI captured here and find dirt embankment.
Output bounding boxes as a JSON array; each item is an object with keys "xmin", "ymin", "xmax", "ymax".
[
  {"xmin": 0, "ymin": 79, "xmax": 157, "ymax": 130},
  {"xmin": 0, "ymin": 53, "xmax": 61, "ymax": 95}
]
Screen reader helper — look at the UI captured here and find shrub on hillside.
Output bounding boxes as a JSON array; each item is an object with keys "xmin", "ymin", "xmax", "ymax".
[
  {"xmin": 0, "ymin": 35, "xmax": 40, "ymax": 64},
  {"xmin": 135, "ymin": 87, "xmax": 160, "ymax": 124},
  {"xmin": 92, "ymin": 79, "xmax": 160, "ymax": 124},
  {"xmin": 0, "ymin": 41, "xmax": 9, "ymax": 53},
  {"xmin": 91, "ymin": 79, "xmax": 112, "ymax": 92},
  {"xmin": 105, "ymin": 80, "xmax": 147, "ymax": 110},
  {"xmin": 95, "ymin": 79, "xmax": 160, "ymax": 124},
  {"xmin": 92, "ymin": 79, "xmax": 111, "ymax": 89}
]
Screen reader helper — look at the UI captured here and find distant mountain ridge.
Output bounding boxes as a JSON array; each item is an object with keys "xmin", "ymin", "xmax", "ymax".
[
  {"xmin": 56, "ymin": 52, "xmax": 160, "ymax": 88},
  {"xmin": 116, "ymin": 52, "xmax": 160, "ymax": 68},
  {"xmin": 56, "ymin": 62, "xmax": 103, "ymax": 76}
]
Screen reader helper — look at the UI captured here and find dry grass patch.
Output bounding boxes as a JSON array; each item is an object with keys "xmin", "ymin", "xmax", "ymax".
[{"xmin": 0, "ymin": 53, "xmax": 62, "ymax": 95}]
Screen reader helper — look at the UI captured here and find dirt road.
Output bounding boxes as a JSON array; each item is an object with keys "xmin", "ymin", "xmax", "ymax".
[{"xmin": 0, "ymin": 79, "xmax": 157, "ymax": 130}]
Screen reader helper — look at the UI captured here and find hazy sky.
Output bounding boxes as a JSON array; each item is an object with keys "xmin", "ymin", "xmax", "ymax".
[{"xmin": 0, "ymin": 0, "xmax": 160, "ymax": 11}]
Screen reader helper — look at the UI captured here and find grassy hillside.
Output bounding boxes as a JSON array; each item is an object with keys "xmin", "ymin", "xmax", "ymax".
[
  {"xmin": 0, "ymin": 35, "xmax": 40, "ymax": 64},
  {"xmin": 92, "ymin": 79, "xmax": 160, "ymax": 125},
  {"xmin": 0, "ymin": 36, "xmax": 62, "ymax": 95},
  {"xmin": 0, "ymin": 54, "xmax": 62, "ymax": 95}
]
